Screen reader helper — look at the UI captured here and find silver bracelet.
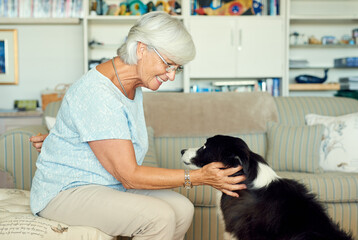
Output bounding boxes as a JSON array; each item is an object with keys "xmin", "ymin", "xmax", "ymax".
[{"xmin": 184, "ymin": 169, "xmax": 192, "ymax": 189}]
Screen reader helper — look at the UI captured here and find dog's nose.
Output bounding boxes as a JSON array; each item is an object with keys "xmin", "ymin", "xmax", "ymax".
[{"xmin": 181, "ymin": 149, "xmax": 186, "ymax": 155}]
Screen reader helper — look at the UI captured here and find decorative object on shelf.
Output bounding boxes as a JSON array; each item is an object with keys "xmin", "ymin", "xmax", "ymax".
[
  {"xmin": 130, "ymin": 0, "xmax": 148, "ymax": 15},
  {"xmin": 155, "ymin": 0, "xmax": 171, "ymax": 13},
  {"xmin": 352, "ymin": 28, "xmax": 358, "ymax": 45},
  {"xmin": 14, "ymin": 100, "xmax": 39, "ymax": 111},
  {"xmin": 119, "ymin": 3, "xmax": 131, "ymax": 15},
  {"xmin": 168, "ymin": 0, "xmax": 182, "ymax": 15},
  {"xmin": 295, "ymin": 69, "xmax": 329, "ymax": 84},
  {"xmin": 95, "ymin": 0, "xmax": 108, "ymax": 15},
  {"xmin": 321, "ymin": 35, "xmax": 337, "ymax": 45},
  {"xmin": 0, "ymin": 29, "xmax": 18, "ymax": 85},
  {"xmin": 340, "ymin": 34, "xmax": 354, "ymax": 45},
  {"xmin": 147, "ymin": 1, "xmax": 157, "ymax": 12},
  {"xmin": 289, "ymin": 32, "xmax": 307, "ymax": 45},
  {"xmin": 41, "ymin": 84, "xmax": 71, "ymax": 111},
  {"xmin": 308, "ymin": 36, "xmax": 321, "ymax": 45},
  {"xmin": 252, "ymin": 0, "xmax": 263, "ymax": 15},
  {"xmin": 88, "ymin": 40, "xmax": 104, "ymax": 48},
  {"xmin": 194, "ymin": 0, "xmax": 262, "ymax": 16}
]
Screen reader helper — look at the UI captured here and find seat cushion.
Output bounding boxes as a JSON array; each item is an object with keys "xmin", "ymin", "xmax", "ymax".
[
  {"xmin": 277, "ymin": 171, "xmax": 358, "ymax": 202},
  {"xmin": 0, "ymin": 189, "xmax": 113, "ymax": 240}
]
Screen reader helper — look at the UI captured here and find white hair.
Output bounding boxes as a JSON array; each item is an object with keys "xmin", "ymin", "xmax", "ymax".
[{"xmin": 117, "ymin": 11, "xmax": 196, "ymax": 65}]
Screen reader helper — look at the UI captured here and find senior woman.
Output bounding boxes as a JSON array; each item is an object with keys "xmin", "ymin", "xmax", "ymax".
[{"xmin": 30, "ymin": 12, "xmax": 246, "ymax": 239}]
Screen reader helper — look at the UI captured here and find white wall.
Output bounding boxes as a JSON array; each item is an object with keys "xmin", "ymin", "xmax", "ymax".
[{"xmin": 0, "ymin": 24, "xmax": 84, "ymax": 109}]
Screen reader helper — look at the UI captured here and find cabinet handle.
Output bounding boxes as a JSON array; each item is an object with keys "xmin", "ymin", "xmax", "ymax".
[{"xmin": 238, "ymin": 29, "xmax": 242, "ymax": 51}]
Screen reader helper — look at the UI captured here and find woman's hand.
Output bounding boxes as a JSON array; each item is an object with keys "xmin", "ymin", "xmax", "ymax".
[
  {"xmin": 29, "ymin": 134, "xmax": 49, "ymax": 152},
  {"xmin": 192, "ymin": 162, "xmax": 246, "ymax": 198}
]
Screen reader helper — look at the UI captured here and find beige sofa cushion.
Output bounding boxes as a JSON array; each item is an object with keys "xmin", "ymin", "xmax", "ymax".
[
  {"xmin": 277, "ymin": 171, "xmax": 358, "ymax": 202},
  {"xmin": 144, "ymin": 92, "xmax": 278, "ymax": 137},
  {"xmin": 266, "ymin": 122, "xmax": 324, "ymax": 173}
]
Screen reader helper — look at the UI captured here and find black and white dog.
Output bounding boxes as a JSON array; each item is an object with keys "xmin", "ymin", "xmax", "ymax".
[{"xmin": 181, "ymin": 135, "xmax": 353, "ymax": 240}]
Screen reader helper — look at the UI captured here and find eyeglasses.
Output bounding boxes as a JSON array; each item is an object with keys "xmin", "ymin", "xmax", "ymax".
[{"xmin": 152, "ymin": 47, "xmax": 183, "ymax": 74}]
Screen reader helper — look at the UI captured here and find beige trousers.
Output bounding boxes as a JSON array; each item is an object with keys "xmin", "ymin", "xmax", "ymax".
[{"xmin": 39, "ymin": 185, "xmax": 194, "ymax": 240}]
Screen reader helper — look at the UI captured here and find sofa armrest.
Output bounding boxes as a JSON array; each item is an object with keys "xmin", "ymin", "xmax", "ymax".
[{"xmin": 0, "ymin": 125, "xmax": 48, "ymax": 190}]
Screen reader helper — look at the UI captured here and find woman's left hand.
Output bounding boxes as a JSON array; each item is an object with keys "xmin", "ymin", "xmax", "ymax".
[{"xmin": 192, "ymin": 162, "xmax": 246, "ymax": 198}]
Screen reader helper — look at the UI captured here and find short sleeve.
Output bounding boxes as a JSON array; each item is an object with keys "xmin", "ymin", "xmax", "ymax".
[{"xmin": 66, "ymin": 83, "xmax": 131, "ymax": 143}]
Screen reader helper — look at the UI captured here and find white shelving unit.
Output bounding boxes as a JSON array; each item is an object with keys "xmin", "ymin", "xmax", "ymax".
[
  {"xmin": 0, "ymin": 18, "xmax": 81, "ymax": 24},
  {"xmin": 83, "ymin": 0, "xmax": 287, "ymax": 94},
  {"xmin": 5, "ymin": 0, "xmax": 357, "ymax": 97},
  {"xmin": 287, "ymin": 0, "xmax": 358, "ymax": 96}
]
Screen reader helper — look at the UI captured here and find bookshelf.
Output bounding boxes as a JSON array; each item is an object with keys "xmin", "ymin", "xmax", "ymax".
[
  {"xmin": 3, "ymin": 0, "xmax": 356, "ymax": 97},
  {"xmin": 83, "ymin": 0, "xmax": 286, "ymax": 95},
  {"xmin": 0, "ymin": 18, "xmax": 81, "ymax": 25},
  {"xmin": 287, "ymin": 0, "xmax": 358, "ymax": 95}
]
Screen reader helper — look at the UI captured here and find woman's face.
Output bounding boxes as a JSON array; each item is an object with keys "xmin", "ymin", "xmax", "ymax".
[{"xmin": 137, "ymin": 44, "xmax": 177, "ymax": 91}]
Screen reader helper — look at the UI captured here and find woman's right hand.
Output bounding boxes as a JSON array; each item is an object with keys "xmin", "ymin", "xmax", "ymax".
[
  {"xmin": 192, "ymin": 162, "xmax": 247, "ymax": 198},
  {"xmin": 29, "ymin": 134, "xmax": 49, "ymax": 152}
]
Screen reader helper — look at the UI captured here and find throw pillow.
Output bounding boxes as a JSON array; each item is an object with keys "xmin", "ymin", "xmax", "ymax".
[
  {"xmin": 0, "ymin": 169, "xmax": 15, "ymax": 188},
  {"xmin": 305, "ymin": 112, "xmax": 358, "ymax": 172},
  {"xmin": 45, "ymin": 116, "xmax": 56, "ymax": 130},
  {"xmin": 266, "ymin": 122, "xmax": 324, "ymax": 173}
]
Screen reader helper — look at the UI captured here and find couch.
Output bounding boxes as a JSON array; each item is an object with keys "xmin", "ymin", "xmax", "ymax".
[{"xmin": 0, "ymin": 92, "xmax": 357, "ymax": 240}]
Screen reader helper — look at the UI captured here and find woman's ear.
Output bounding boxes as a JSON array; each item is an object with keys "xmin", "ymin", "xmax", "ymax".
[{"xmin": 136, "ymin": 42, "xmax": 147, "ymax": 61}]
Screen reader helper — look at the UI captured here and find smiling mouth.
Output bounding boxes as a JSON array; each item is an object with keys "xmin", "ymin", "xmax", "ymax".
[{"xmin": 156, "ymin": 76, "xmax": 164, "ymax": 83}]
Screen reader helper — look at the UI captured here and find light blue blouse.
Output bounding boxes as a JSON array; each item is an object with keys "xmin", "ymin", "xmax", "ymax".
[{"xmin": 30, "ymin": 68, "xmax": 148, "ymax": 215}]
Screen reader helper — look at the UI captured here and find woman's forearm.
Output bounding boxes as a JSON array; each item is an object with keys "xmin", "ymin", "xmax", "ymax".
[{"xmin": 121, "ymin": 166, "xmax": 192, "ymax": 190}]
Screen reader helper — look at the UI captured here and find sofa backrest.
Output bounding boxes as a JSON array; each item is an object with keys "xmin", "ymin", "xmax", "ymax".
[
  {"xmin": 143, "ymin": 92, "xmax": 278, "ymax": 137},
  {"xmin": 274, "ymin": 96, "xmax": 358, "ymax": 125}
]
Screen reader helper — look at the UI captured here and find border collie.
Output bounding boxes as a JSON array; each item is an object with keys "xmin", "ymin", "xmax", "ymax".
[{"xmin": 181, "ymin": 135, "xmax": 352, "ymax": 240}]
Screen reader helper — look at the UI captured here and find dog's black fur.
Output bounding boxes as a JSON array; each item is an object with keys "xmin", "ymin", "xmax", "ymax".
[{"xmin": 181, "ymin": 135, "xmax": 353, "ymax": 240}]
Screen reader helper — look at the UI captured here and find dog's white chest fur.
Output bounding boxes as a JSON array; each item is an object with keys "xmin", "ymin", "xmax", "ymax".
[{"xmin": 252, "ymin": 162, "xmax": 280, "ymax": 189}]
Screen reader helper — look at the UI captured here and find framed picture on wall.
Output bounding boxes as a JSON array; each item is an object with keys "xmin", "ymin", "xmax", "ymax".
[{"xmin": 0, "ymin": 29, "xmax": 18, "ymax": 85}]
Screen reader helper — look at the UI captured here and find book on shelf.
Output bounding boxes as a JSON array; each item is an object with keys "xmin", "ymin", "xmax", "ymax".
[
  {"xmin": 339, "ymin": 77, "xmax": 358, "ymax": 90},
  {"xmin": 339, "ymin": 76, "xmax": 358, "ymax": 82},
  {"xmin": 1, "ymin": 0, "xmax": 83, "ymax": 18},
  {"xmin": 267, "ymin": 0, "xmax": 280, "ymax": 16},
  {"xmin": 191, "ymin": 78, "xmax": 280, "ymax": 96}
]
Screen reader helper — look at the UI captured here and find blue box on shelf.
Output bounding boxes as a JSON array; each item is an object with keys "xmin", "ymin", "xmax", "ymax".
[{"xmin": 334, "ymin": 57, "xmax": 358, "ymax": 68}]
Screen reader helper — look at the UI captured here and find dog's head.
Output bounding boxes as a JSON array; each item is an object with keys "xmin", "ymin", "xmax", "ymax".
[{"xmin": 181, "ymin": 135, "xmax": 278, "ymax": 188}]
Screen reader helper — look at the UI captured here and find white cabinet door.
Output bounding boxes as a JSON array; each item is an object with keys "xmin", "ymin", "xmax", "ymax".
[
  {"xmin": 236, "ymin": 18, "xmax": 284, "ymax": 78},
  {"xmin": 188, "ymin": 17, "xmax": 284, "ymax": 79},
  {"xmin": 189, "ymin": 18, "xmax": 236, "ymax": 78}
]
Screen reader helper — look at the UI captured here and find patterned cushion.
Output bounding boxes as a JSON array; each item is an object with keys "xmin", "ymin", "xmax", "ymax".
[
  {"xmin": 306, "ymin": 112, "xmax": 358, "ymax": 172},
  {"xmin": 0, "ymin": 189, "xmax": 113, "ymax": 240},
  {"xmin": 266, "ymin": 122, "xmax": 324, "ymax": 173}
]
